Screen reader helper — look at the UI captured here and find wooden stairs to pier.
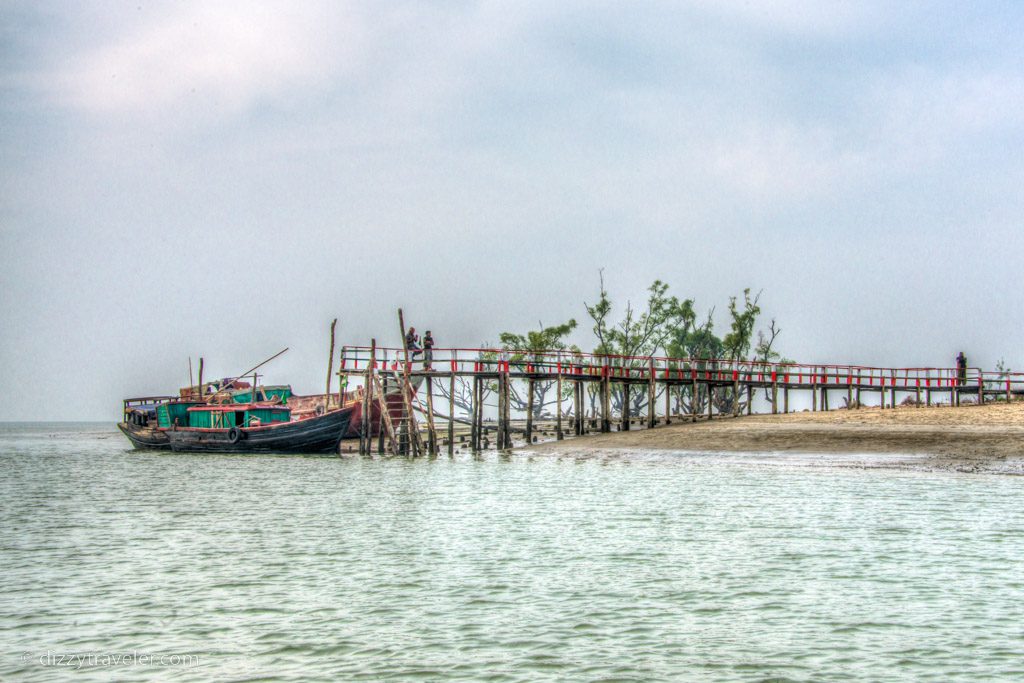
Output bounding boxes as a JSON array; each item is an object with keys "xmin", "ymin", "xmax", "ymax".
[{"xmin": 371, "ymin": 368, "xmax": 426, "ymax": 457}]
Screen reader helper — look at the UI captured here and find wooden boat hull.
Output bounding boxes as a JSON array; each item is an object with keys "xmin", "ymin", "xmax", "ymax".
[
  {"xmin": 118, "ymin": 422, "xmax": 171, "ymax": 449},
  {"xmin": 165, "ymin": 406, "xmax": 355, "ymax": 453}
]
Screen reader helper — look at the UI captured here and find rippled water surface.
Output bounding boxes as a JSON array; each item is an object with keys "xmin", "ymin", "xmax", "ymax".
[{"xmin": 2, "ymin": 423, "xmax": 1023, "ymax": 682}]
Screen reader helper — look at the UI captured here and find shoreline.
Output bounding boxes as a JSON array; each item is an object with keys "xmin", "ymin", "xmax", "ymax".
[{"xmin": 526, "ymin": 402, "xmax": 1024, "ymax": 475}]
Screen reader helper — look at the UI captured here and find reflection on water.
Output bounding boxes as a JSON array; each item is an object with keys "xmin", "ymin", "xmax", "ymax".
[{"xmin": 2, "ymin": 423, "xmax": 1023, "ymax": 682}]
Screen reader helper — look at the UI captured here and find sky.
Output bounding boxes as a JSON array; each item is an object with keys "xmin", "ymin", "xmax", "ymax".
[{"xmin": 1, "ymin": 1, "xmax": 1023, "ymax": 420}]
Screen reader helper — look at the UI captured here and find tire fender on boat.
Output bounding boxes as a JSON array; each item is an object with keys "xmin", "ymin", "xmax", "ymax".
[
  {"xmin": 227, "ymin": 427, "xmax": 243, "ymax": 444},
  {"xmin": 315, "ymin": 405, "xmax": 326, "ymax": 416}
]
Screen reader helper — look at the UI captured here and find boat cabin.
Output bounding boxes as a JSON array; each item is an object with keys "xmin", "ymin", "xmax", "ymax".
[{"xmin": 185, "ymin": 404, "xmax": 291, "ymax": 429}]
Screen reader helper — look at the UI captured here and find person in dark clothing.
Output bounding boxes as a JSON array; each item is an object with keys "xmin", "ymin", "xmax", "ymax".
[
  {"xmin": 956, "ymin": 351, "xmax": 967, "ymax": 386},
  {"xmin": 406, "ymin": 327, "xmax": 421, "ymax": 358},
  {"xmin": 423, "ymin": 331, "xmax": 434, "ymax": 369}
]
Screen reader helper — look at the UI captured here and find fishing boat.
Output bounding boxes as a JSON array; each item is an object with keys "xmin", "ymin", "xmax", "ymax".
[
  {"xmin": 165, "ymin": 402, "xmax": 356, "ymax": 453},
  {"xmin": 118, "ymin": 395, "xmax": 193, "ymax": 450}
]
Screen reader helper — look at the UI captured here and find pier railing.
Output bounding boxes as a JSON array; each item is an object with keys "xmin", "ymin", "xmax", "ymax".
[{"xmin": 339, "ymin": 345, "xmax": 1024, "ymax": 395}]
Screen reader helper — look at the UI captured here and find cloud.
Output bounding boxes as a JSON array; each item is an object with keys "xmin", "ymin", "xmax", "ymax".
[{"xmin": 48, "ymin": 2, "xmax": 361, "ymax": 116}]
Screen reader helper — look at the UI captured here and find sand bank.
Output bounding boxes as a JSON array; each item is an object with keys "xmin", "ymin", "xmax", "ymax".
[{"xmin": 526, "ymin": 402, "xmax": 1024, "ymax": 474}]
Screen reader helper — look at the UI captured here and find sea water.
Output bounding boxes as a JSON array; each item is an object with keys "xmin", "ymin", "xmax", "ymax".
[{"xmin": 1, "ymin": 423, "xmax": 1022, "ymax": 682}]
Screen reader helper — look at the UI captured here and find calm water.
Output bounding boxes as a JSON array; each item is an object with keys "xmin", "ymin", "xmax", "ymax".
[{"xmin": 2, "ymin": 423, "xmax": 1023, "ymax": 682}]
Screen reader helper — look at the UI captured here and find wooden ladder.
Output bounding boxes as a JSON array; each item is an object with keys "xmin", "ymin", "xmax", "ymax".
[{"xmin": 371, "ymin": 369, "xmax": 425, "ymax": 457}]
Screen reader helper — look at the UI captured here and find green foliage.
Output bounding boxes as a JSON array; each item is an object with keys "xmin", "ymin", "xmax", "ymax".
[
  {"xmin": 585, "ymin": 272, "xmax": 695, "ymax": 360},
  {"xmin": 499, "ymin": 319, "xmax": 578, "ymax": 356},
  {"xmin": 668, "ymin": 312, "xmax": 724, "ymax": 362},
  {"xmin": 722, "ymin": 288, "xmax": 761, "ymax": 361}
]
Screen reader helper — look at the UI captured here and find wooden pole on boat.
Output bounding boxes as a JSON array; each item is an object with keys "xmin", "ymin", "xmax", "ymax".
[
  {"xmin": 189, "ymin": 357, "xmax": 194, "ymax": 399},
  {"xmin": 197, "ymin": 357, "xmax": 204, "ymax": 401},
  {"xmin": 208, "ymin": 348, "xmax": 289, "ymax": 402},
  {"xmin": 325, "ymin": 318, "xmax": 337, "ymax": 410}
]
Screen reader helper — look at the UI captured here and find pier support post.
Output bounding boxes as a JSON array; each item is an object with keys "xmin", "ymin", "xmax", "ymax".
[
  {"xmin": 664, "ymin": 383, "xmax": 671, "ymax": 425},
  {"xmin": 425, "ymin": 375, "xmax": 437, "ymax": 455},
  {"xmin": 648, "ymin": 359, "xmax": 656, "ymax": 429},
  {"xmin": 733, "ymin": 376, "xmax": 740, "ymax": 418},
  {"xmin": 708, "ymin": 386, "xmax": 714, "ymax": 420},
  {"xmin": 525, "ymin": 378, "xmax": 535, "ymax": 444},
  {"xmin": 772, "ymin": 377, "xmax": 778, "ymax": 415},
  {"xmin": 622, "ymin": 383, "xmax": 630, "ymax": 431},
  {"xmin": 855, "ymin": 370, "xmax": 862, "ymax": 409},
  {"xmin": 556, "ymin": 371, "xmax": 564, "ymax": 440},
  {"xmin": 691, "ymin": 370, "xmax": 698, "ymax": 423},
  {"xmin": 574, "ymin": 380, "xmax": 583, "ymax": 436},
  {"xmin": 361, "ymin": 341, "xmax": 375, "ymax": 455},
  {"xmin": 783, "ymin": 386, "xmax": 789, "ymax": 414},
  {"xmin": 503, "ymin": 371, "xmax": 512, "ymax": 447},
  {"xmin": 448, "ymin": 371, "xmax": 455, "ymax": 455},
  {"xmin": 601, "ymin": 375, "xmax": 611, "ymax": 433},
  {"xmin": 497, "ymin": 374, "xmax": 507, "ymax": 449},
  {"xmin": 470, "ymin": 376, "xmax": 480, "ymax": 451}
]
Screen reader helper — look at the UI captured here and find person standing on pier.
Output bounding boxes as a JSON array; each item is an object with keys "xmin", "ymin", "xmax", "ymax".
[
  {"xmin": 406, "ymin": 327, "xmax": 422, "ymax": 359},
  {"xmin": 423, "ymin": 330, "xmax": 435, "ymax": 370},
  {"xmin": 956, "ymin": 351, "xmax": 967, "ymax": 386}
]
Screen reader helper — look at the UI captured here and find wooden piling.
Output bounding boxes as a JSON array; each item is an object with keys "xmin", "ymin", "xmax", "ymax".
[
  {"xmin": 425, "ymin": 375, "xmax": 437, "ymax": 455},
  {"xmin": 601, "ymin": 374, "xmax": 611, "ymax": 433},
  {"xmin": 197, "ymin": 357, "xmax": 204, "ymax": 401},
  {"xmin": 556, "ymin": 371, "xmax": 564, "ymax": 440},
  {"xmin": 525, "ymin": 378, "xmax": 535, "ymax": 444},
  {"xmin": 325, "ymin": 318, "xmax": 337, "ymax": 409},
  {"xmin": 471, "ymin": 376, "xmax": 480, "ymax": 450},
  {"xmin": 691, "ymin": 369, "xmax": 698, "ymax": 423},
  {"xmin": 448, "ymin": 371, "xmax": 455, "ymax": 455},
  {"xmin": 771, "ymin": 376, "xmax": 778, "ymax": 415},
  {"xmin": 647, "ymin": 359, "xmax": 656, "ymax": 429},
  {"xmin": 622, "ymin": 383, "xmax": 630, "ymax": 431},
  {"xmin": 573, "ymin": 380, "xmax": 582, "ymax": 436},
  {"xmin": 733, "ymin": 376, "xmax": 740, "ymax": 417}
]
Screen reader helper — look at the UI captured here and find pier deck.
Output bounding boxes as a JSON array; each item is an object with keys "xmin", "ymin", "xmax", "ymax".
[{"xmin": 337, "ymin": 344, "xmax": 1024, "ymax": 456}]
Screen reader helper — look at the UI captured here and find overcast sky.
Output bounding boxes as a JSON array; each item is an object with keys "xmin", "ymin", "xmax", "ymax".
[{"xmin": 2, "ymin": 1, "xmax": 1022, "ymax": 420}]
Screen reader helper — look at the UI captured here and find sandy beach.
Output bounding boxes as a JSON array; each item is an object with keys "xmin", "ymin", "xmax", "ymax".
[{"xmin": 528, "ymin": 402, "xmax": 1024, "ymax": 474}]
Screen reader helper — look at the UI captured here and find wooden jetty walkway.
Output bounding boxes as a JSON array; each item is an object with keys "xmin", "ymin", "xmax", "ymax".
[{"xmin": 337, "ymin": 338, "xmax": 1024, "ymax": 457}]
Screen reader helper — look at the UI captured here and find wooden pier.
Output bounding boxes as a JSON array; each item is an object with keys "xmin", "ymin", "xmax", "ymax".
[{"xmin": 337, "ymin": 339, "xmax": 1024, "ymax": 457}]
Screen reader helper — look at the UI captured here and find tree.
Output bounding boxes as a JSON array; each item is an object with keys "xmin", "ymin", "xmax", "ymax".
[
  {"xmin": 499, "ymin": 319, "xmax": 578, "ymax": 419},
  {"xmin": 585, "ymin": 272, "xmax": 696, "ymax": 415}
]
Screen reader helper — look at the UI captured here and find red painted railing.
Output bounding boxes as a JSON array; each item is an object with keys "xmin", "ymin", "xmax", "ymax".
[{"xmin": 338, "ymin": 345, "xmax": 1024, "ymax": 394}]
